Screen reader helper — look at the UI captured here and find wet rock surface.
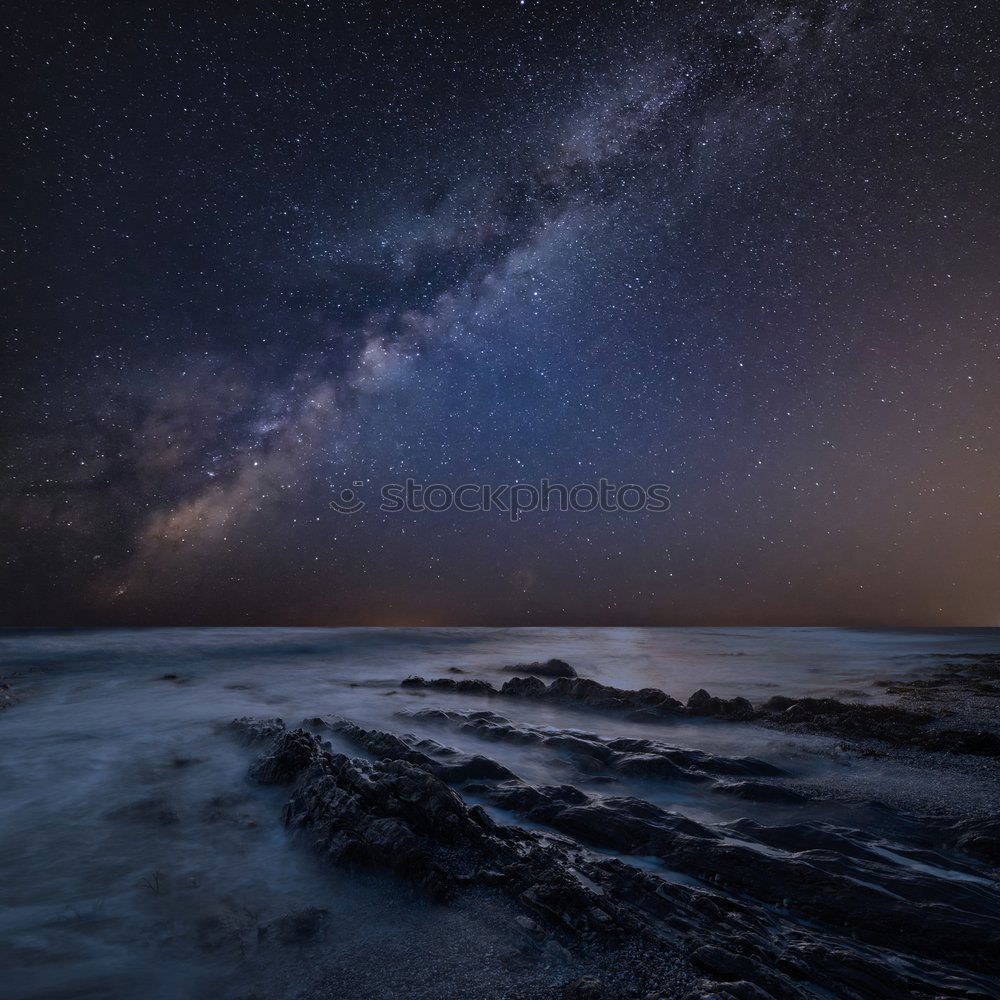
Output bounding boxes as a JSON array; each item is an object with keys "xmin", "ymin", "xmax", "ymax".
[
  {"xmin": 233, "ymin": 720, "xmax": 700, "ymax": 996},
  {"xmin": 502, "ymin": 658, "xmax": 578, "ymax": 678},
  {"xmin": 686, "ymin": 689, "xmax": 755, "ymax": 721},
  {"xmin": 396, "ymin": 707, "xmax": 784, "ymax": 785},
  {"xmin": 232, "ymin": 686, "xmax": 1000, "ymax": 999},
  {"xmin": 9, "ymin": 632, "xmax": 1000, "ymax": 1000},
  {"xmin": 758, "ymin": 694, "xmax": 1000, "ymax": 756},
  {"xmin": 401, "ymin": 658, "xmax": 1000, "ymax": 761},
  {"xmin": 402, "ymin": 673, "xmax": 688, "ymax": 720}
]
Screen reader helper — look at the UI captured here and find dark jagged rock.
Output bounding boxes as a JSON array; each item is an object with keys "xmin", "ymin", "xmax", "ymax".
[
  {"xmin": 455, "ymin": 678, "xmax": 497, "ymax": 695},
  {"xmin": 231, "ymin": 716, "xmax": 287, "ymax": 745},
  {"xmin": 687, "ymin": 689, "xmax": 755, "ymax": 721},
  {"xmin": 403, "ymin": 672, "xmax": 687, "ymax": 721},
  {"xmin": 401, "ymin": 676, "xmax": 455, "ymax": 690},
  {"xmin": 548, "ymin": 677, "xmax": 686, "ymax": 717},
  {"xmin": 479, "ymin": 779, "xmax": 1000, "ymax": 979},
  {"xmin": 231, "ymin": 716, "xmax": 1000, "ymax": 998},
  {"xmin": 401, "ymin": 676, "xmax": 496, "ymax": 695},
  {"xmin": 758, "ymin": 695, "xmax": 796, "ymax": 713},
  {"xmin": 250, "ymin": 726, "xmax": 321, "ymax": 784},
  {"xmin": 402, "ymin": 659, "xmax": 1000, "ymax": 764},
  {"xmin": 278, "ymin": 737, "xmax": 490, "ymax": 902},
  {"xmin": 501, "ymin": 675, "xmax": 548, "ymax": 697},
  {"xmin": 245, "ymin": 724, "xmax": 648, "ymax": 935},
  {"xmin": 238, "ymin": 732, "xmax": 755, "ymax": 992},
  {"xmin": 400, "ymin": 708, "xmax": 785, "ymax": 784},
  {"xmin": 503, "ymin": 658, "xmax": 578, "ymax": 678},
  {"xmin": 307, "ymin": 716, "xmax": 519, "ymax": 783}
]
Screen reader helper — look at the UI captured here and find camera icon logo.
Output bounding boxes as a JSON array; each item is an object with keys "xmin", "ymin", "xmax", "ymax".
[{"xmin": 329, "ymin": 481, "xmax": 366, "ymax": 514}]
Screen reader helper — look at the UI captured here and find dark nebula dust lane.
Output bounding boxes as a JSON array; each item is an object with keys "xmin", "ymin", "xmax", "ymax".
[{"xmin": 3, "ymin": 2, "xmax": 999, "ymax": 625}]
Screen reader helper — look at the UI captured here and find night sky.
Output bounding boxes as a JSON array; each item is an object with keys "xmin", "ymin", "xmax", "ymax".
[{"xmin": 4, "ymin": 2, "xmax": 999, "ymax": 626}]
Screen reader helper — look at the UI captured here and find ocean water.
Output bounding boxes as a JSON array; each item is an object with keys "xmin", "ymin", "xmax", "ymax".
[{"xmin": 1, "ymin": 627, "xmax": 998, "ymax": 998}]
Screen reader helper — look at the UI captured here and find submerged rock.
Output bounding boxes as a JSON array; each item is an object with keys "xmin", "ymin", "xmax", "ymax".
[
  {"xmin": 106, "ymin": 796, "xmax": 180, "ymax": 826},
  {"xmin": 715, "ymin": 781, "xmax": 808, "ymax": 804},
  {"xmin": 0, "ymin": 684, "xmax": 16, "ymax": 711},
  {"xmin": 194, "ymin": 912, "xmax": 249, "ymax": 954},
  {"xmin": 258, "ymin": 906, "xmax": 330, "ymax": 946}
]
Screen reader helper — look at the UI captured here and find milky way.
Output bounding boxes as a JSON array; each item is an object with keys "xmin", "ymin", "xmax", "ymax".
[{"xmin": 4, "ymin": 2, "xmax": 999, "ymax": 625}]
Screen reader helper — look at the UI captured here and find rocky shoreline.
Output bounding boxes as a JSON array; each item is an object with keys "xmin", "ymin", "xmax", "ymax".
[
  {"xmin": 228, "ymin": 654, "xmax": 1000, "ymax": 999},
  {"xmin": 401, "ymin": 657, "xmax": 1000, "ymax": 759}
]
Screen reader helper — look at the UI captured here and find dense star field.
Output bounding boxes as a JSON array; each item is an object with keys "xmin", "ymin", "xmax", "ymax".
[{"xmin": 3, "ymin": 1, "xmax": 999, "ymax": 625}]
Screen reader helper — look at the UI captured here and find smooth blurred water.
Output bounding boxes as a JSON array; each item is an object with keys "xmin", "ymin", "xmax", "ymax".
[
  {"xmin": 1, "ymin": 627, "xmax": 998, "ymax": 998},
  {"xmin": 4, "ymin": 625, "xmax": 999, "ymax": 697}
]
